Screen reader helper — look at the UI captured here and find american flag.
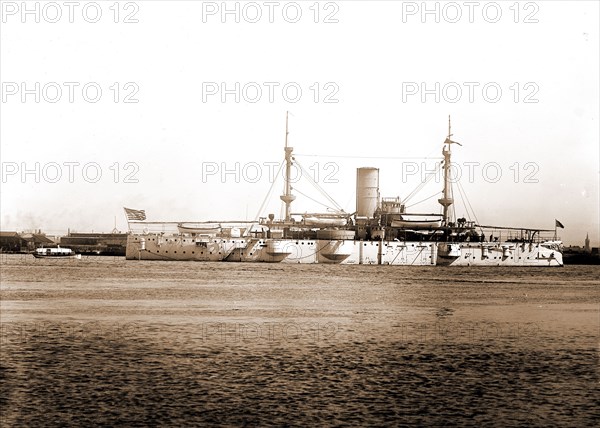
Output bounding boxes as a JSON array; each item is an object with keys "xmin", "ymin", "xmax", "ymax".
[{"xmin": 124, "ymin": 207, "xmax": 146, "ymax": 221}]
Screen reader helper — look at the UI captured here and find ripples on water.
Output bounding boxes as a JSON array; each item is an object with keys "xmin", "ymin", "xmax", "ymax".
[{"xmin": 1, "ymin": 255, "xmax": 598, "ymax": 426}]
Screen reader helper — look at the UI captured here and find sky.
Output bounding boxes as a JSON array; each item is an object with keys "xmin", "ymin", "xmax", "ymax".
[{"xmin": 1, "ymin": 0, "xmax": 598, "ymax": 247}]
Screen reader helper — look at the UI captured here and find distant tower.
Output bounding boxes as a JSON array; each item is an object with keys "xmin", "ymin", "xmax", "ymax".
[{"xmin": 584, "ymin": 233, "xmax": 591, "ymax": 253}]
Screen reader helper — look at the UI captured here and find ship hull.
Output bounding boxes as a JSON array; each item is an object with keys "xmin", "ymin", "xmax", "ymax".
[
  {"xmin": 125, "ymin": 235, "xmax": 289, "ymax": 262},
  {"xmin": 125, "ymin": 234, "xmax": 436, "ymax": 265},
  {"xmin": 252, "ymin": 239, "xmax": 436, "ymax": 265},
  {"xmin": 436, "ymin": 242, "xmax": 563, "ymax": 267},
  {"xmin": 126, "ymin": 234, "xmax": 562, "ymax": 266}
]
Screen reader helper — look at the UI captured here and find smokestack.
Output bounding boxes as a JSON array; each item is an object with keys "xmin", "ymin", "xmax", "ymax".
[{"xmin": 356, "ymin": 167, "xmax": 379, "ymax": 218}]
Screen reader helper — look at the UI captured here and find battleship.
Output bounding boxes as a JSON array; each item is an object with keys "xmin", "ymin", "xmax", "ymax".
[{"xmin": 125, "ymin": 116, "xmax": 563, "ymax": 266}]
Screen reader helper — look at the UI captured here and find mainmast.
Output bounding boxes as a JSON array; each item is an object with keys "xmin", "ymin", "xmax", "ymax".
[
  {"xmin": 280, "ymin": 111, "xmax": 296, "ymax": 222},
  {"xmin": 438, "ymin": 116, "xmax": 459, "ymax": 226}
]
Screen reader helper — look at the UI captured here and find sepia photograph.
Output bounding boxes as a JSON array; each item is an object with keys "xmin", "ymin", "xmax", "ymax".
[{"xmin": 1, "ymin": 1, "xmax": 598, "ymax": 426}]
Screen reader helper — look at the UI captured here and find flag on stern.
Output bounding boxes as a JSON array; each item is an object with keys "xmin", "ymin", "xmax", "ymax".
[
  {"xmin": 124, "ymin": 207, "xmax": 146, "ymax": 221},
  {"xmin": 555, "ymin": 219, "xmax": 565, "ymax": 229}
]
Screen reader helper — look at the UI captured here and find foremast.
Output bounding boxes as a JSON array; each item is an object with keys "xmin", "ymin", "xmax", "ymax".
[
  {"xmin": 438, "ymin": 116, "xmax": 460, "ymax": 227},
  {"xmin": 280, "ymin": 111, "xmax": 296, "ymax": 222}
]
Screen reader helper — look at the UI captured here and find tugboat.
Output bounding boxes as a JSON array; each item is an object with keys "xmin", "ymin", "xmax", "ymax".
[{"xmin": 33, "ymin": 246, "xmax": 82, "ymax": 259}]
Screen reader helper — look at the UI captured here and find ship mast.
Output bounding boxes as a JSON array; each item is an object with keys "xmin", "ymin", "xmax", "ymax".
[
  {"xmin": 438, "ymin": 115, "xmax": 457, "ymax": 226},
  {"xmin": 280, "ymin": 111, "xmax": 296, "ymax": 222}
]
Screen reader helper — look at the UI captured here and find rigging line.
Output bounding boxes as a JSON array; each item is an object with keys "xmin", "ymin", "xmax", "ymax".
[
  {"xmin": 297, "ymin": 160, "xmax": 343, "ymax": 210},
  {"xmin": 456, "ymin": 183, "xmax": 471, "ymax": 220},
  {"xmin": 294, "ymin": 154, "xmax": 444, "ymax": 160},
  {"xmin": 457, "ymin": 179, "xmax": 483, "ymax": 234},
  {"xmin": 254, "ymin": 161, "xmax": 285, "ymax": 222},
  {"xmin": 404, "ymin": 161, "xmax": 442, "ymax": 202},
  {"xmin": 405, "ymin": 191, "xmax": 442, "ymax": 208},
  {"xmin": 458, "ymin": 180, "xmax": 479, "ymax": 224},
  {"xmin": 292, "ymin": 187, "xmax": 337, "ymax": 211},
  {"xmin": 295, "ymin": 160, "xmax": 344, "ymax": 211},
  {"xmin": 458, "ymin": 181, "xmax": 477, "ymax": 225},
  {"xmin": 451, "ymin": 178, "xmax": 456, "ymax": 224},
  {"xmin": 455, "ymin": 180, "xmax": 471, "ymax": 221},
  {"xmin": 455, "ymin": 180, "xmax": 471, "ymax": 220},
  {"xmin": 403, "ymin": 161, "xmax": 442, "ymax": 203},
  {"xmin": 403, "ymin": 177, "xmax": 429, "ymax": 204}
]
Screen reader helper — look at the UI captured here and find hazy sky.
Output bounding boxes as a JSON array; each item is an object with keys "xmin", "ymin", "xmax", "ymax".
[{"xmin": 1, "ymin": 0, "xmax": 598, "ymax": 246}]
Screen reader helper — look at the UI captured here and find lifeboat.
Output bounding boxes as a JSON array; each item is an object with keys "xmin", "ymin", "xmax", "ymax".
[{"xmin": 177, "ymin": 223, "xmax": 221, "ymax": 235}]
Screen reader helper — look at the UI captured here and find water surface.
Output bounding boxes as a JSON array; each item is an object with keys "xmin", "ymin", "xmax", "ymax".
[{"xmin": 1, "ymin": 255, "xmax": 598, "ymax": 426}]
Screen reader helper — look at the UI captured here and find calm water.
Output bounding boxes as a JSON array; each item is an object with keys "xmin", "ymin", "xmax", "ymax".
[{"xmin": 1, "ymin": 254, "xmax": 598, "ymax": 426}]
